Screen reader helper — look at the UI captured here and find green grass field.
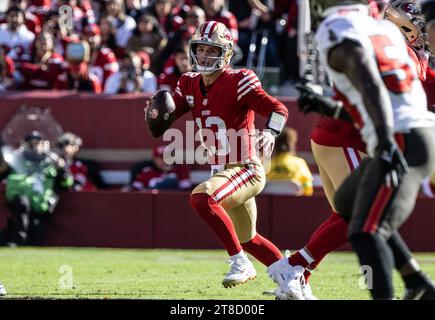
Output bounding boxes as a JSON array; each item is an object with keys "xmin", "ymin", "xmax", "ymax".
[{"xmin": 1, "ymin": 247, "xmax": 435, "ymax": 300}]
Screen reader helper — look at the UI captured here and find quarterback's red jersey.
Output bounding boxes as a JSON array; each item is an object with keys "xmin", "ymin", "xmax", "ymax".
[{"xmin": 172, "ymin": 67, "xmax": 288, "ymax": 164}]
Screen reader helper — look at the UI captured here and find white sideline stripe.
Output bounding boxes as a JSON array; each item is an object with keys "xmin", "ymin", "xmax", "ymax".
[
  {"xmin": 237, "ymin": 78, "xmax": 260, "ymax": 93},
  {"xmin": 346, "ymin": 147, "xmax": 360, "ymax": 169},
  {"xmin": 237, "ymin": 83, "xmax": 260, "ymax": 101},
  {"xmin": 212, "ymin": 169, "xmax": 255, "ymax": 202},
  {"xmin": 238, "ymin": 73, "xmax": 256, "ymax": 86}
]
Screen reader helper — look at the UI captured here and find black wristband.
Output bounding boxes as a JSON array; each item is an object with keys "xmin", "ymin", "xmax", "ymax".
[{"xmin": 265, "ymin": 112, "xmax": 286, "ymax": 136}]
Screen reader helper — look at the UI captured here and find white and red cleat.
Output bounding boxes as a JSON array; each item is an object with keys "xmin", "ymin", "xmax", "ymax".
[{"xmin": 222, "ymin": 251, "xmax": 257, "ymax": 288}]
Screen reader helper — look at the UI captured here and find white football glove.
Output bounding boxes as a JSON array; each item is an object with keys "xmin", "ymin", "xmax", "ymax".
[{"xmin": 255, "ymin": 130, "xmax": 276, "ymax": 159}]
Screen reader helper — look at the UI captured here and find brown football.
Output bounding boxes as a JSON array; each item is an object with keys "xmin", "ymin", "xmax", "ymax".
[{"xmin": 146, "ymin": 90, "xmax": 176, "ymax": 138}]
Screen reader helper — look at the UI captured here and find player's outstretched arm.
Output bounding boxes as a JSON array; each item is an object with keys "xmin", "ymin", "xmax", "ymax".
[{"xmin": 295, "ymin": 83, "xmax": 352, "ymax": 120}]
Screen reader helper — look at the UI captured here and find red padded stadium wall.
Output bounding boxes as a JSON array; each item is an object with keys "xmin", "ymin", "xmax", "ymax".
[
  {"xmin": 0, "ymin": 91, "xmax": 318, "ymax": 152},
  {"xmin": 0, "ymin": 191, "xmax": 433, "ymax": 251}
]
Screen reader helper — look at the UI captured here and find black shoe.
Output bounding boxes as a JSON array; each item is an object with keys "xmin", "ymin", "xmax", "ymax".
[{"xmin": 403, "ymin": 284, "xmax": 435, "ymax": 300}]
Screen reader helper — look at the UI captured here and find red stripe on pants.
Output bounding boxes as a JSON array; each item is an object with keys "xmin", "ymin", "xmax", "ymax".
[
  {"xmin": 362, "ymin": 186, "xmax": 393, "ymax": 233},
  {"xmin": 211, "ymin": 168, "xmax": 248, "ymax": 199},
  {"xmin": 215, "ymin": 172, "xmax": 256, "ymax": 203}
]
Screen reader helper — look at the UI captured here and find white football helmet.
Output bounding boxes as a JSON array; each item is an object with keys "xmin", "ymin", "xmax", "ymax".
[
  {"xmin": 188, "ymin": 21, "xmax": 233, "ymax": 75},
  {"xmin": 385, "ymin": 0, "xmax": 427, "ymax": 49}
]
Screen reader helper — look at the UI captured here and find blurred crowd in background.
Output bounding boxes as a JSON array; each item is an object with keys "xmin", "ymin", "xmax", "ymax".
[{"xmin": 0, "ymin": 0, "xmax": 300, "ymax": 95}]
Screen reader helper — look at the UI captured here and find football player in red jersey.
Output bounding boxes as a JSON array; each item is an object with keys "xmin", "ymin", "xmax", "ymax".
[{"xmin": 145, "ymin": 21, "xmax": 289, "ymax": 288}]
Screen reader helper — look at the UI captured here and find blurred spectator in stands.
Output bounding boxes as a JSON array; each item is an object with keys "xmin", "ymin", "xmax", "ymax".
[
  {"xmin": 229, "ymin": 0, "xmax": 279, "ymax": 68},
  {"xmin": 54, "ymin": 0, "xmax": 96, "ymax": 34},
  {"xmin": 126, "ymin": 12, "xmax": 167, "ymax": 74},
  {"xmin": 158, "ymin": 45, "xmax": 190, "ymax": 92},
  {"xmin": 200, "ymin": 0, "xmax": 238, "ymax": 43},
  {"xmin": 99, "ymin": 15, "xmax": 125, "ymax": 58},
  {"xmin": 57, "ymin": 132, "xmax": 108, "ymax": 191},
  {"xmin": 0, "ymin": 131, "xmax": 73, "ymax": 246},
  {"xmin": 17, "ymin": 32, "xmax": 68, "ymax": 90},
  {"xmin": 1, "ymin": 0, "xmax": 42, "ymax": 35},
  {"xmin": 122, "ymin": 145, "xmax": 192, "ymax": 191},
  {"xmin": 171, "ymin": 0, "xmax": 192, "ymax": 18},
  {"xmin": 41, "ymin": 10, "xmax": 72, "ymax": 57},
  {"xmin": 0, "ymin": 6, "xmax": 35, "ymax": 63},
  {"xmin": 41, "ymin": 9, "xmax": 59, "ymax": 35},
  {"xmin": 146, "ymin": 0, "xmax": 183, "ymax": 37},
  {"xmin": 267, "ymin": 127, "xmax": 313, "ymax": 196},
  {"xmin": 125, "ymin": 0, "xmax": 146, "ymax": 21},
  {"xmin": 104, "ymin": 51, "xmax": 157, "ymax": 94},
  {"xmin": 66, "ymin": 61, "xmax": 102, "ymax": 93},
  {"xmin": 65, "ymin": 37, "xmax": 102, "ymax": 93},
  {"xmin": 104, "ymin": 0, "xmax": 136, "ymax": 49},
  {"xmin": 90, "ymin": 0, "xmax": 106, "ymax": 22},
  {"xmin": 28, "ymin": 0, "xmax": 52, "ymax": 23},
  {"xmin": 0, "ymin": 51, "xmax": 15, "ymax": 91},
  {"xmin": 156, "ymin": 5, "xmax": 204, "ymax": 74},
  {"xmin": 275, "ymin": 0, "xmax": 299, "ymax": 84},
  {"xmin": 185, "ymin": 5, "xmax": 205, "ymax": 27},
  {"xmin": 83, "ymin": 23, "xmax": 119, "ymax": 87}
]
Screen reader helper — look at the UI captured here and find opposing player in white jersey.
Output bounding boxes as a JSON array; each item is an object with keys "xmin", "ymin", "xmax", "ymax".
[{"xmin": 270, "ymin": 0, "xmax": 435, "ymax": 300}]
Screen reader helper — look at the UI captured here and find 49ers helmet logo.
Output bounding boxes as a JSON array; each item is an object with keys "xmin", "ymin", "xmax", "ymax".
[
  {"xmin": 222, "ymin": 29, "xmax": 233, "ymax": 41},
  {"xmin": 400, "ymin": 2, "xmax": 422, "ymax": 15}
]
